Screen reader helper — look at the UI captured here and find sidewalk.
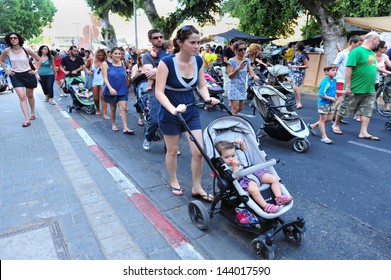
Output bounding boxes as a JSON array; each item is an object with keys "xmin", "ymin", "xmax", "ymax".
[{"xmin": 0, "ymin": 88, "xmax": 202, "ymax": 260}]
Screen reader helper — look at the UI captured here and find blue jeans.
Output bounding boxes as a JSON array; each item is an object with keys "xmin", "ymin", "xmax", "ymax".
[
  {"xmin": 144, "ymin": 93, "xmax": 159, "ymax": 142},
  {"xmin": 39, "ymin": 74, "xmax": 55, "ymax": 98}
]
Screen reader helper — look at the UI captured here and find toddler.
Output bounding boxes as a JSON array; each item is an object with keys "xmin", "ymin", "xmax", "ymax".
[
  {"xmin": 215, "ymin": 139, "xmax": 292, "ymax": 213},
  {"xmin": 77, "ymin": 82, "xmax": 93, "ymax": 99}
]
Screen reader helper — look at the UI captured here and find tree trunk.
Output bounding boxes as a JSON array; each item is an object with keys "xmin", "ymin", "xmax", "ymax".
[
  {"xmin": 299, "ymin": 0, "xmax": 346, "ymax": 65},
  {"xmin": 100, "ymin": 11, "xmax": 117, "ymax": 49},
  {"xmin": 141, "ymin": 0, "xmax": 179, "ymax": 39}
]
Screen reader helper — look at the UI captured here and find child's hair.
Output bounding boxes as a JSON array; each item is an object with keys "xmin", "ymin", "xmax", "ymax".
[
  {"xmin": 215, "ymin": 140, "xmax": 235, "ymax": 155},
  {"xmin": 323, "ymin": 64, "xmax": 338, "ymax": 73}
]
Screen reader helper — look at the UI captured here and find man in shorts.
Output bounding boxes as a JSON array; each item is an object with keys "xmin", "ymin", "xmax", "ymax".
[
  {"xmin": 332, "ymin": 32, "xmax": 381, "ymax": 141},
  {"xmin": 332, "ymin": 35, "xmax": 363, "ymax": 124}
]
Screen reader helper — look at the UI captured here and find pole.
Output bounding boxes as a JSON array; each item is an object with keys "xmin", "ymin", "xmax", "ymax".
[{"xmin": 133, "ymin": 0, "xmax": 138, "ymax": 48}]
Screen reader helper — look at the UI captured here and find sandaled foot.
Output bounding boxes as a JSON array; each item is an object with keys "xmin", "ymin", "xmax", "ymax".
[
  {"xmin": 358, "ymin": 135, "xmax": 380, "ymax": 141},
  {"xmin": 320, "ymin": 138, "xmax": 333, "ymax": 144},
  {"xmin": 112, "ymin": 126, "xmax": 119, "ymax": 131},
  {"xmin": 95, "ymin": 111, "xmax": 101, "ymax": 115},
  {"xmin": 331, "ymin": 126, "xmax": 343, "ymax": 135},
  {"xmin": 191, "ymin": 192, "xmax": 214, "ymax": 202},
  {"xmin": 103, "ymin": 115, "xmax": 110, "ymax": 120},
  {"xmin": 307, "ymin": 123, "xmax": 316, "ymax": 135},
  {"xmin": 171, "ymin": 186, "xmax": 184, "ymax": 196},
  {"xmin": 29, "ymin": 115, "xmax": 36, "ymax": 120},
  {"xmin": 275, "ymin": 195, "xmax": 293, "ymax": 205},
  {"xmin": 22, "ymin": 121, "xmax": 31, "ymax": 127},
  {"xmin": 263, "ymin": 203, "xmax": 281, "ymax": 213},
  {"xmin": 123, "ymin": 129, "xmax": 135, "ymax": 135}
]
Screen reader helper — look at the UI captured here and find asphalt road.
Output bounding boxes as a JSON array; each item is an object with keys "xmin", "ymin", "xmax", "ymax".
[{"xmin": 65, "ymin": 91, "xmax": 391, "ymax": 260}]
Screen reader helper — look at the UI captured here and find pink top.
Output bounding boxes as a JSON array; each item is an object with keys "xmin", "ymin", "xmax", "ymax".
[{"xmin": 8, "ymin": 48, "xmax": 31, "ymax": 72}]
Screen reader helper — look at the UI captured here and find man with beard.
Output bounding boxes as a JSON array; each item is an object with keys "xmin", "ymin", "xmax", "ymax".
[
  {"xmin": 332, "ymin": 32, "xmax": 381, "ymax": 140},
  {"xmin": 60, "ymin": 46, "xmax": 84, "ymax": 78},
  {"xmin": 142, "ymin": 29, "xmax": 169, "ymax": 151}
]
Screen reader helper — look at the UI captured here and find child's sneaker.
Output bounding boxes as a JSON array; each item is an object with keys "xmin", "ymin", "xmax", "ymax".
[{"xmin": 275, "ymin": 195, "xmax": 293, "ymax": 206}]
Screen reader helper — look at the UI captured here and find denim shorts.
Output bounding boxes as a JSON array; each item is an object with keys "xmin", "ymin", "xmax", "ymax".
[
  {"xmin": 103, "ymin": 94, "xmax": 128, "ymax": 104},
  {"xmin": 10, "ymin": 71, "xmax": 37, "ymax": 89}
]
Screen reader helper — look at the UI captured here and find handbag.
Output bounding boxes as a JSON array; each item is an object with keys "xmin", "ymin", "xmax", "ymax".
[{"xmin": 22, "ymin": 48, "xmax": 36, "ymax": 71}]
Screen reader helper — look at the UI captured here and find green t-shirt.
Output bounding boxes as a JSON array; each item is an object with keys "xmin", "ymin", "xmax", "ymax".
[{"xmin": 345, "ymin": 46, "xmax": 377, "ymax": 94}]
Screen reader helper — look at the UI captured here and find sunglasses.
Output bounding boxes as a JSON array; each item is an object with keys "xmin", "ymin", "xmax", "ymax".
[
  {"xmin": 178, "ymin": 25, "xmax": 194, "ymax": 35},
  {"xmin": 151, "ymin": 35, "xmax": 163, "ymax": 40},
  {"xmin": 237, "ymin": 48, "xmax": 246, "ymax": 52},
  {"xmin": 9, "ymin": 37, "xmax": 18, "ymax": 40},
  {"xmin": 97, "ymin": 68, "xmax": 101, "ymax": 74}
]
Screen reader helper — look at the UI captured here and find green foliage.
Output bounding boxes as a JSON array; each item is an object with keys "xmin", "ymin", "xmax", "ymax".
[
  {"xmin": 0, "ymin": 0, "xmax": 56, "ymax": 40},
  {"xmin": 300, "ymin": 16, "xmax": 320, "ymax": 39},
  {"xmin": 85, "ymin": 0, "xmax": 134, "ymax": 19}
]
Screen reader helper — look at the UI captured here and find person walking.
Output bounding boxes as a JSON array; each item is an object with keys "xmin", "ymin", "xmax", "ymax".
[
  {"xmin": 52, "ymin": 50, "xmax": 66, "ymax": 100},
  {"xmin": 0, "ymin": 32, "xmax": 41, "ymax": 127},
  {"xmin": 332, "ymin": 35, "xmax": 363, "ymax": 123},
  {"xmin": 288, "ymin": 42, "xmax": 309, "ymax": 109},
  {"xmin": 60, "ymin": 46, "xmax": 84, "ymax": 79},
  {"xmin": 91, "ymin": 49, "xmax": 109, "ymax": 119},
  {"xmin": 102, "ymin": 47, "xmax": 134, "ymax": 135},
  {"xmin": 308, "ymin": 64, "xmax": 341, "ymax": 144},
  {"xmin": 332, "ymin": 32, "xmax": 381, "ymax": 141},
  {"xmin": 222, "ymin": 39, "xmax": 236, "ymax": 97},
  {"xmin": 84, "ymin": 49, "xmax": 93, "ymax": 91},
  {"xmin": 131, "ymin": 49, "xmax": 149, "ymax": 126},
  {"xmin": 155, "ymin": 25, "xmax": 220, "ymax": 200},
  {"xmin": 35, "ymin": 45, "xmax": 57, "ymax": 105},
  {"xmin": 373, "ymin": 40, "xmax": 391, "ymax": 112},
  {"xmin": 141, "ymin": 28, "xmax": 169, "ymax": 151},
  {"xmin": 227, "ymin": 41, "xmax": 259, "ymax": 115}
]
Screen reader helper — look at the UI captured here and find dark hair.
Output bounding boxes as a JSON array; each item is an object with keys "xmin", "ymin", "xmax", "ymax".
[
  {"xmin": 373, "ymin": 40, "xmax": 386, "ymax": 52},
  {"xmin": 4, "ymin": 32, "xmax": 25, "ymax": 48},
  {"xmin": 229, "ymin": 39, "xmax": 236, "ymax": 45},
  {"xmin": 148, "ymin": 28, "xmax": 162, "ymax": 40},
  {"xmin": 295, "ymin": 42, "xmax": 309, "ymax": 60},
  {"xmin": 173, "ymin": 25, "xmax": 199, "ymax": 54},
  {"xmin": 69, "ymin": 46, "xmax": 77, "ymax": 51},
  {"xmin": 110, "ymin": 47, "xmax": 120, "ymax": 54},
  {"xmin": 215, "ymin": 45, "xmax": 223, "ymax": 55},
  {"xmin": 233, "ymin": 40, "xmax": 245, "ymax": 50},
  {"xmin": 349, "ymin": 35, "xmax": 363, "ymax": 45},
  {"xmin": 288, "ymin": 42, "xmax": 294, "ymax": 48},
  {"xmin": 38, "ymin": 45, "xmax": 53, "ymax": 60},
  {"xmin": 215, "ymin": 141, "xmax": 235, "ymax": 155}
]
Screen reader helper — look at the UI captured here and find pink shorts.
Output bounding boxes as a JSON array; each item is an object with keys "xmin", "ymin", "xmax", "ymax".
[{"xmin": 336, "ymin": 82, "xmax": 344, "ymax": 97}]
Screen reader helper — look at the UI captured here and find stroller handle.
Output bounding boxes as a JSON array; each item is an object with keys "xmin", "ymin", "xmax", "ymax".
[{"xmin": 231, "ymin": 159, "xmax": 278, "ymax": 179}]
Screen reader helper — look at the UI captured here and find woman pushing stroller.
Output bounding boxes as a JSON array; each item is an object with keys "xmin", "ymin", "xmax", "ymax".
[{"xmin": 215, "ymin": 139, "xmax": 293, "ymax": 213}]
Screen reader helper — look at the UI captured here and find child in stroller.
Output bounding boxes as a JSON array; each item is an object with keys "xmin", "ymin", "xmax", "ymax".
[
  {"xmin": 65, "ymin": 76, "xmax": 96, "ymax": 115},
  {"xmin": 215, "ymin": 139, "xmax": 293, "ymax": 213},
  {"xmin": 76, "ymin": 82, "xmax": 93, "ymax": 99}
]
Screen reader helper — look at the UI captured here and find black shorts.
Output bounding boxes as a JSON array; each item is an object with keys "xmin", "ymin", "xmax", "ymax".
[{"xmin": 10, "ymin": 71, "xmax": 37, "ymax": 89}]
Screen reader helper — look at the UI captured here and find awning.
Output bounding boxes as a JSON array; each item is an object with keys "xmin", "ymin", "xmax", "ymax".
[
  {"xmin": 345, "ymin": 17, "xmax": 391, "ymax": 32},
  {"xmin": 213, "ymin": 28, "xmax": 276, "ymax": 43}
]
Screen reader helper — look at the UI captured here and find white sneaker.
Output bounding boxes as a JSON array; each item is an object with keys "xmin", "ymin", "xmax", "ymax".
[{"xmin": 143, "ymin": 139, "xmax": 151, "ymax": 151}]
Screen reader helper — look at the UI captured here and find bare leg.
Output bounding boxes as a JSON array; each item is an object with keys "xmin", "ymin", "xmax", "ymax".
[
  {"xmin": 109, "ymin": 103, "xmax": 117, "ymax": 130},
  {"xmin": 163, "ymin": 134, "xmax": 181, "ymax": 191},
  {"xmin": 101, "ymin": 91, "xmax": 109, "ymax": 119},
  {"xmin": 14, "ymin": 87, "xmax": 30, "ymax": 122},
  {"xmin": 293, "ymin": 84, "xmax": 302, "ymax": 108},
  {"xmin": 246, "ymin": 183, "xmax": 267, "ymax": 208},
  {"xmin": 358, "ymin": 115, "xmax": 375, "ymax": 138},
  {"xmin": 230, "ymin": 100, "xmax": 240, "ymax": 115},
  {"xmin": 26, "ymin": 88, "xmax": 35, "ymax": 116},
  {"xmin": 318, "ymin": 114, "xmax": 332, "ymax": 140},
  {"xmin": 118, "ymin": 100, "xmax": 133, "ymax": 132}
]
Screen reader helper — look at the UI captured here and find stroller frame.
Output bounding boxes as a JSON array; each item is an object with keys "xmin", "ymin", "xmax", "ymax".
[
  {"xmin": 183, "ymin": 102, "xmax": 305, "ymax": 260},
  {"xmin": 64, "ymin": 76, "xmax": 96, "ymax": 115}
]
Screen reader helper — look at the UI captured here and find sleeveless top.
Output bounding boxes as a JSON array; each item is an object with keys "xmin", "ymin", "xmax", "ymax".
[
  {"xmin": 38, "ymin": 58, "xmax": 54, "ymax": 76},
  {"xmin": 8, "ymin": 48, "xmax": 30, "ymax": 72},
  {"xmin": 102, "ymin": 60, "xmax": 128, "ymax": 96},
  {"xmin": 158, "ymin": 54, "xmax": 203, "ymax": 123},
  {"xmin": 92, "ymin": 64, "xmax": 103, "ymax": 86}
]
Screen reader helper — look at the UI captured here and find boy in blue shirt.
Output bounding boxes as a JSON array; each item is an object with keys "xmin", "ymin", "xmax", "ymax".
[{"xmin": 308, "ymin": 64, "xmax": 342, "ymax": 144}]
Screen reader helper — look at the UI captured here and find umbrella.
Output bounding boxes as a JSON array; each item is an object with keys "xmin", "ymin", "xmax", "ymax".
[{"xmin": 213, "ymin": 28, "xmax": 276, "ymax": 44}]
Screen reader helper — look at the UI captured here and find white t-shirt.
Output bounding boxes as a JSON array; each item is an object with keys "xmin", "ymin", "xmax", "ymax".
[{"xmin": 333, "ymin": 48, "xmax": 350, "ymax": 82}]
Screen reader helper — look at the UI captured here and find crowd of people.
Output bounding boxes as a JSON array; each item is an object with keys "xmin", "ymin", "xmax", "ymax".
[{"xmin": 0, "ymin": 29, "xmax": 389, "ymax": 210}]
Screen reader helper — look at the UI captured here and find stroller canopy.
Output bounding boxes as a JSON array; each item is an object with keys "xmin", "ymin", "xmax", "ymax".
[{"xmin": 267, "ymin": 65, "xmax": 290, "ymax": 77}]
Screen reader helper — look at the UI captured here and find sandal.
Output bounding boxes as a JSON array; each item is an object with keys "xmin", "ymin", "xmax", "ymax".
[
  {"xmin": 29, "ymin": 115, "xmax": 36, "ymax": 120},
  {"xmin": 171, "ymin": 186, "xmax": 184, "ymax": 196},
  {"xmin": 263, "ymin": 203, "xmax": 281, "ymax": 213},
  {"xmin": 275, "ymin": 195, "xmax": 293, "ymax": 206},
  {"xmin": 22, "ymin": 121, "xmax": 31, "ymax": 127},
  {"xmin": 320, "ymin": 138, "xmax": 333, "ymax": 144},
  {"xmin": 307, "ymin": 123, "xmax": 316, "ymax": 135},
  {"xmin": 138, "ymin": 118, "xmax": 144, "ymax": 126},
  {"xmin": 191, "ymin": 192, "xmax": 214, "ymax": 202}
]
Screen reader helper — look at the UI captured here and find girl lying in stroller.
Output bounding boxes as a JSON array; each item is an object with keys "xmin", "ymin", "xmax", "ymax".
[{"xmin": 215, "ymin": 139, "xmax": 293, "ymax": 213}]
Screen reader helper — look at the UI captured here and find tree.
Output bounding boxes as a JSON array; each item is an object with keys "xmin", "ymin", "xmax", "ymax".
[
  {"xmin": 0, "ymin": 0, "xmax": 56, "ymax": 40},
  {"xmin": 222, "ymin": 0, "xmax": 391, "ymax": 64},
  {"xmin": 86, "ymin": 0, "xmax": 222, "ymax": 47}
]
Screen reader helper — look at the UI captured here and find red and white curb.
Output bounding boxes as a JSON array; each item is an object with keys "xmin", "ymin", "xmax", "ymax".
[{"xmin": 59, "ymin": 109, "xmax": 204, "ymax": 260}]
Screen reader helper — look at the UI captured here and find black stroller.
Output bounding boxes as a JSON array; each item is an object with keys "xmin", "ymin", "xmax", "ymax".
[
  {"xmin": 184, "ymin": 102, "xmax": 305, "ymax": 260},
  {"xmin": 64, "ymin": 76, "xmax": 96, "ymax": 115}
]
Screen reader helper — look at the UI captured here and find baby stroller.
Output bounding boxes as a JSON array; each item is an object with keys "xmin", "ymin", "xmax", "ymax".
[
  {"xmin": 185, "ymin": 102, "xmax": 305, "ymax": 260},
  {"xmin": 64, "ymin": 76, "xmax": 96, "ymax": 115},
  {"xmin": 248, "ymin": 65, "xmax": 310, "ymax": 152},
  {"xmin": 0, "ymin": 65, "xmax": 13, "ymax": 94}
]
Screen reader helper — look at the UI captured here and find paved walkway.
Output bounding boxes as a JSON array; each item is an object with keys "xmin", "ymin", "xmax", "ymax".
[{"xmin": 0, "ymin": 87, "xmax": 203, "ymax": 260}]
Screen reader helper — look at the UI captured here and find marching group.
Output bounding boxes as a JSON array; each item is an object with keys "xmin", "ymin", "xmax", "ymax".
[{"xmin": 0, "ymin": 29, "xmax": 389, "ymax": 211}]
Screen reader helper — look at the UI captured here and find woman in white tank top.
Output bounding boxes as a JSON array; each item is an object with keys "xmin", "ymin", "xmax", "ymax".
[{"xmin": 0, "ymin": 32, "xmax": 41, "ymax": 127}]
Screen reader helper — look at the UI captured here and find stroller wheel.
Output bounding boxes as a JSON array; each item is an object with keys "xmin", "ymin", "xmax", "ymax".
[
  {"xmin": 283, "ymin": 225, "xmax": 305, "ymax": 245},
  {"xmin": 385, "ymin": 121, "xmax": 391, "ymax": 131},
  {"xmin": 188, "ymin": 200, "xmax": 210, "ymax": 230},
  {"xmin": 292, "ymin": 138, "xmax": 309, "ymax": 153},
  {"xmin": 66, "ymin": 105, "xmax": 72, "ymax": 113},
  {"xmin": 85, "ymin": 106, "xmax": 95, "ymax": 115},
  {"xmin": 251, "ymin": 237, "xmax": 275, "ymax": 260}
]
